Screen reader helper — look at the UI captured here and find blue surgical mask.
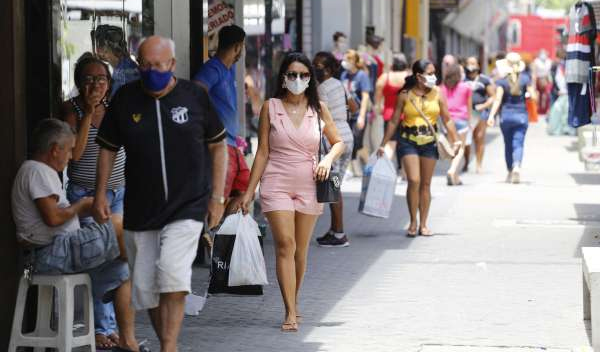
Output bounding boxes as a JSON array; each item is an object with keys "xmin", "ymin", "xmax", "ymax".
[{"xmin": 139, "ymin": 68, "xmax": 173, "ymax": 92}]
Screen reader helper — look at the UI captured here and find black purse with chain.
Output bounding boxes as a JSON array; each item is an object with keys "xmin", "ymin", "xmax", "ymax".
[{"xmin": 316, "ymin": 115, "xmax": 341, "ymax": 203}]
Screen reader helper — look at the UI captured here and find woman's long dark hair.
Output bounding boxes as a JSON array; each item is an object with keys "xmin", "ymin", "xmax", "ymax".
[
  {"xmin": 402, "ymin": 58, "xmax": 433, "ymax": 92},
  {"xmin": 274, "ymin": 52, "xmax": 321, "ymax": 114}
]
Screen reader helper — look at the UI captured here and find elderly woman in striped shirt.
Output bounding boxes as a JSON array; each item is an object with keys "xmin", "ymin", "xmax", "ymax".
[{"xmin": 60, "ymin": 54, "xmax": 127, "ymax": 350}]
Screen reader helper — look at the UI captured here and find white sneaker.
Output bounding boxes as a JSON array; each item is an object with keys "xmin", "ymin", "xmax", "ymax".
[
  {"xmin": 505, "ymin": 172, "xmax": 512, "ymax": 183},
  {"xmin": 511, "ymin": 168, "xmax": 521, "ymax": 184}
]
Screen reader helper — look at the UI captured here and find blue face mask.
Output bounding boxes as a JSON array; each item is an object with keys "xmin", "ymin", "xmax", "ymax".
[{"xmin": 139, "ymin": 68, "xmax": 173, "ymax": 92}]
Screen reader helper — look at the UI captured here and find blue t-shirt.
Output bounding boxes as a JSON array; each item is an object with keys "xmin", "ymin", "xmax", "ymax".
[
  {"xmin": 340, "ymin": 70, "xmax": 372, "ymax": 118},
  {"xmin": 111, "ymin": 56, "xmax": 140, "ymax": 98},
  {"xmin": 496, "ymin": 72, "xmax": 531, "ymax": 112},
  {"xmin": 193, "ymin": 57, "xmax": 237, "ymax": 146}
]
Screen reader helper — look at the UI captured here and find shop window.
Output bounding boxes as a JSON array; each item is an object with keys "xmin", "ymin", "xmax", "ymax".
[
  {"xmin": 241, "ymin": 0, "xmax": 299, "ymax": 99},
  {"xmin": 59, "ymin": 0, "xmax": 154, "ymax": 99}
]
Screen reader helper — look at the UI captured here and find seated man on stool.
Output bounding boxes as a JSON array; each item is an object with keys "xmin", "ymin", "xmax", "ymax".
[{"xmin": 11, "ymin": 119, "xmax": 146, "ymax": 352}]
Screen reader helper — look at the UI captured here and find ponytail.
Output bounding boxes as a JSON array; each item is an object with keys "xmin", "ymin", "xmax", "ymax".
[
  {"xmin": 508, "ymin": 71, "xmax": 522, "ymax": 96},
  {"xmin": 346, "ymin": 49, "xmax": 367, "ymax": 71},
  {"xmin": 402, "ymin": 58, "xmax": 433, "ymax": 92},
  {"xmin": 402, "ymin": 74, "xmax": 418, "ymax": 92}
]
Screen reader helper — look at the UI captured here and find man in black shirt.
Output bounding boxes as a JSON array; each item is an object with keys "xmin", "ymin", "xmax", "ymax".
[{"xmin": 93, "ymin": 36, "xmax": 227, "ymax": 352}]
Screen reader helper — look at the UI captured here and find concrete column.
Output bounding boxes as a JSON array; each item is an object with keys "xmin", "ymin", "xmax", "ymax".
[
  {"xmin": 419, "ymin": 0, "xmax": 429, "ymax": 60},
  {"xmin": 153, "ymin": 0, "xmax": 190, "ymax": 79},
  {"xmin": 315, "ymin": 0, "xmax": 351, "ymax": 54},
  {"xmin": 350, "ymin": 0, "xmax": 364, "ymax": 49},
  {"xmin": 0, "ymin": 0, "xmax": 25, "ymax": 348},
  {"xmin": 392, "ymin": 0, "xmax": 402, "ymax": 53}
]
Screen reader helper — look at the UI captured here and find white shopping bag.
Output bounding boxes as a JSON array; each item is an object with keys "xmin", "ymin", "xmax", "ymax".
[
  {"xmin": 228, "ymin": 214, "xmax": 269, "ymax": 287},
  {"xmin": 184, "ymin": 292, "xmax": 207, "ymax": 316},
  {"xmin": 358, "ymin": 154, "xmax": 397, "ymax": 218}
]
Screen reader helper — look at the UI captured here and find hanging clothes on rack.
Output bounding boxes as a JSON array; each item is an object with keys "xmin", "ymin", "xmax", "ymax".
[
  {"xmin": 587, "ymin": 0, "xmax": 600, "ymax": 31},
  {"xmin": 567, "ymin": 1, "xmax": 597, "ymax": 128}
]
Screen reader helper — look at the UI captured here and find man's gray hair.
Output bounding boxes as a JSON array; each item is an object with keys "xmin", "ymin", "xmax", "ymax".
[
  {"xmin": 137, "ymin": 36, "xmax": 176, "ymax": 58},
  {"xmin": 31, "ymin": 119, "xmax": 75, "ymax": 155}
]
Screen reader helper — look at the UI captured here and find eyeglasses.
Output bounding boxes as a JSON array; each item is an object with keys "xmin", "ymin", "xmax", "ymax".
[
  {"xmin": 82, "ymin": 75, "xmax": 109, "ymax": 85},
  {"xmin": 285, "ymin": 71, "xmax": 311, "ymax": 81}
]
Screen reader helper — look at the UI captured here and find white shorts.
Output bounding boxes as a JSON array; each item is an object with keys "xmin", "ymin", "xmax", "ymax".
[{"xmin": 124, "ymin": 219, "xmax": 204, "ymax": 310}]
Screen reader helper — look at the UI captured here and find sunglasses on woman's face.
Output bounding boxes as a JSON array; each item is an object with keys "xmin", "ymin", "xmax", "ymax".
[{"xmin": 285, "ymin": 71, "xmax": 311, "ymax": 81}]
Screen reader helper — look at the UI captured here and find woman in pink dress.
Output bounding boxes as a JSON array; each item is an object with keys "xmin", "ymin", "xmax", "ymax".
[
  {"xmin": 241, "ymin": 52, "xmax": 345, "ymax": 332},
  {"xmin": 441, "ymin": 63, "xmax": 472, "ymax": 185}
]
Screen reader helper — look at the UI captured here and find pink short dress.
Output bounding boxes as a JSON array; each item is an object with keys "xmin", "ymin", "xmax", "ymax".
[{"xmin": 259, "ymin": 98, "xmax": 324, "ymax": 215}]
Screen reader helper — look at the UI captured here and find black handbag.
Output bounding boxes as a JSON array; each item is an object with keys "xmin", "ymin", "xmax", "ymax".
[{"xmin": 316, "ymin": 115, "xmax": 341, "ymax": 203}]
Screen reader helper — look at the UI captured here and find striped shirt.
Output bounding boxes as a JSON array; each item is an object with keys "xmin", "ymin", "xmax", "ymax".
[
  {"xmin": 317, "ymin": 78, "xmax": 354, "ymax": 145},
  {"xmin": 566, "ymin": 3, "xmax": 595, "ymax": 84},
  {"xmin": 67, "ymin": 98, "xmax": 126, "ymax": 190}
]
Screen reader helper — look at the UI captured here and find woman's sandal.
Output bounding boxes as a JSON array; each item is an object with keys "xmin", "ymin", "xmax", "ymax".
[
  {"xmin": 406, "ymin": 229, "xmax": 418, "ymax": 237},
  {"xmin": 281, "ymin": 321, "xmax": 298, "ymax": 332},
  {"xmin": 419, "ymin": 228, "xmax": 434, "ymax": 237}
]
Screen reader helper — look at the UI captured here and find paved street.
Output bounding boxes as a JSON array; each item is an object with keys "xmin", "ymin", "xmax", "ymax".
[{"xmin": 136, "ymin": 121, "xmax": 598, "ymax": 352}]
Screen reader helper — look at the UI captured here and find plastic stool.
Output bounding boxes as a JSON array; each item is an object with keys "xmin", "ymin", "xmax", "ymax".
[{"xmin": 9, "ymin": 273, "xmax": 96, "ymax": 352}]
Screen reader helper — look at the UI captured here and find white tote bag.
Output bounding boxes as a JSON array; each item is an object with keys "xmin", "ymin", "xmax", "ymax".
[
  {"xmin": 358, "ymin": 154, "xmax": 397, "ymax": 218},
  {"xmin": 228, "ymin": 214, "xmax": 268, "ymax": 287}
]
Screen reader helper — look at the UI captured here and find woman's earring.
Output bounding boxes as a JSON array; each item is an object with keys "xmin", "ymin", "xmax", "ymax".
[{"xmin": 282, "ymin": 81, "xmax": 287, "ymax": 89}]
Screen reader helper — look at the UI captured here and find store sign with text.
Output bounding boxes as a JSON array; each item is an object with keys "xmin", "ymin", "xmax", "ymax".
[{"xmin": 207, "ymin": 0, "xmax": 235, "ymax": 54}]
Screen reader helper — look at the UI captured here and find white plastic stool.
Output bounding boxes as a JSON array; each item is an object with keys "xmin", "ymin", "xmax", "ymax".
[{"xmin": 9, "ymin": 273, "xmax": 96, "ymax": 352}]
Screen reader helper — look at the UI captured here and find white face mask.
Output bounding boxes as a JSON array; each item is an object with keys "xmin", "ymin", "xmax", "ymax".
[
  {"xmin": 423, "ymin": 74, "xmax": 437, "ymax": 88},
  {"xmin": 284, "ymin": 76, "xmax": 310, "ymax": 95}
]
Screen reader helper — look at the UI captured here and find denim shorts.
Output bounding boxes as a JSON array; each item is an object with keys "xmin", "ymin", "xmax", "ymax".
[
  {"xmin": 473, "ymin": 109, "xmax": 490, "ymax": 121},
  {"xmin": 397, "ymin": 137, "xmax": 439, "ymax": 160},
  {"xmin": 67, "ymin": 183, "xmax": 125, "ymax": 226},
  {"xmin": 453, "ymin": 119, "xmax": 470, "ymax": 134},
  {"xmin": 32, "ymin": 221, "xmax": 129, "ymax": 303}
]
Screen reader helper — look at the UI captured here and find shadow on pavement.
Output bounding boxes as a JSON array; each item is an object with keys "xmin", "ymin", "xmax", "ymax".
[
  {"xmin": 133, "ymin": 129, "xmax": 501, "ymax": 351},
  {"xmin": 134, "ymin": 191, "xmax": 415, "ymax": 351},
  {"xmin": 570, "ymin": 173, "xmax": 600, "ymax": 185}
]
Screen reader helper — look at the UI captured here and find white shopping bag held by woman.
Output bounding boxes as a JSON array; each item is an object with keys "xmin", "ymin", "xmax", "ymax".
[
  {"xmin": 358, "ymin": 154, "xmax": 397, "ymax": 218},
  {"xmin": 228, "ymin": 213, "xmax": 269, "ymax": 287}
]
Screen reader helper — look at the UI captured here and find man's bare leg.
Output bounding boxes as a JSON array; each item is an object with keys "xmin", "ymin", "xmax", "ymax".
[
  {"xmin": 157, "ymin": 292, "xmax": 187, "ymax": 352},
  {"xmin": 148, "ymin": 307, "xmax": 162, "ymax": 341},
  {"xmin": 113, "ymin": 279, "xmax": 139, "ymax": 351}
]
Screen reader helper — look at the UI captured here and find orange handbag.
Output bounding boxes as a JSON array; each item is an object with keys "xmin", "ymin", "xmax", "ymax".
[{"xmin": 526, "ymin": 97, "xmax": 538, "ymax": 123}]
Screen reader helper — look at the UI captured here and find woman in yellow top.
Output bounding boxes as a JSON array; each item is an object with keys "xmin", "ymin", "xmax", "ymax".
[{"xmin": 378, "ymin": 59, "xmax": 459, "ymax": 237}]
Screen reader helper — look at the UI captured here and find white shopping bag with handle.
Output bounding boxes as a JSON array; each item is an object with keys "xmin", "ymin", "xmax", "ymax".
[
  {"xmin": 228, "ymin": 214, "xmax": 269, "ymax": 287},
  {"xmin": 358, "ymin": 154, "xmax": 397, "ymax": 218}
]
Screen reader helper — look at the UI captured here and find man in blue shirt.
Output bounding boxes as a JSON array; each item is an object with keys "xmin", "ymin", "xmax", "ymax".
[{"xmin": 194, "ymin": 25, "xmax": 249, "ymax": 212}]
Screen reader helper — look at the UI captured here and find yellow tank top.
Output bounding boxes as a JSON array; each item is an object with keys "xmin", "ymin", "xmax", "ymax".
[{"xmin": 402, "ymin": 88, "xmax": 441, "ymax": 128}]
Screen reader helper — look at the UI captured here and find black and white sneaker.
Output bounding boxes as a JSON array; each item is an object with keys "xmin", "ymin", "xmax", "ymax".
[
  {"xmin": 317, "ymin": 233, "xmax": 350, "ymax": 247},
  {"xmin": 316, "ymin": 230, "xmax": 333, "ymax": 243}
]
